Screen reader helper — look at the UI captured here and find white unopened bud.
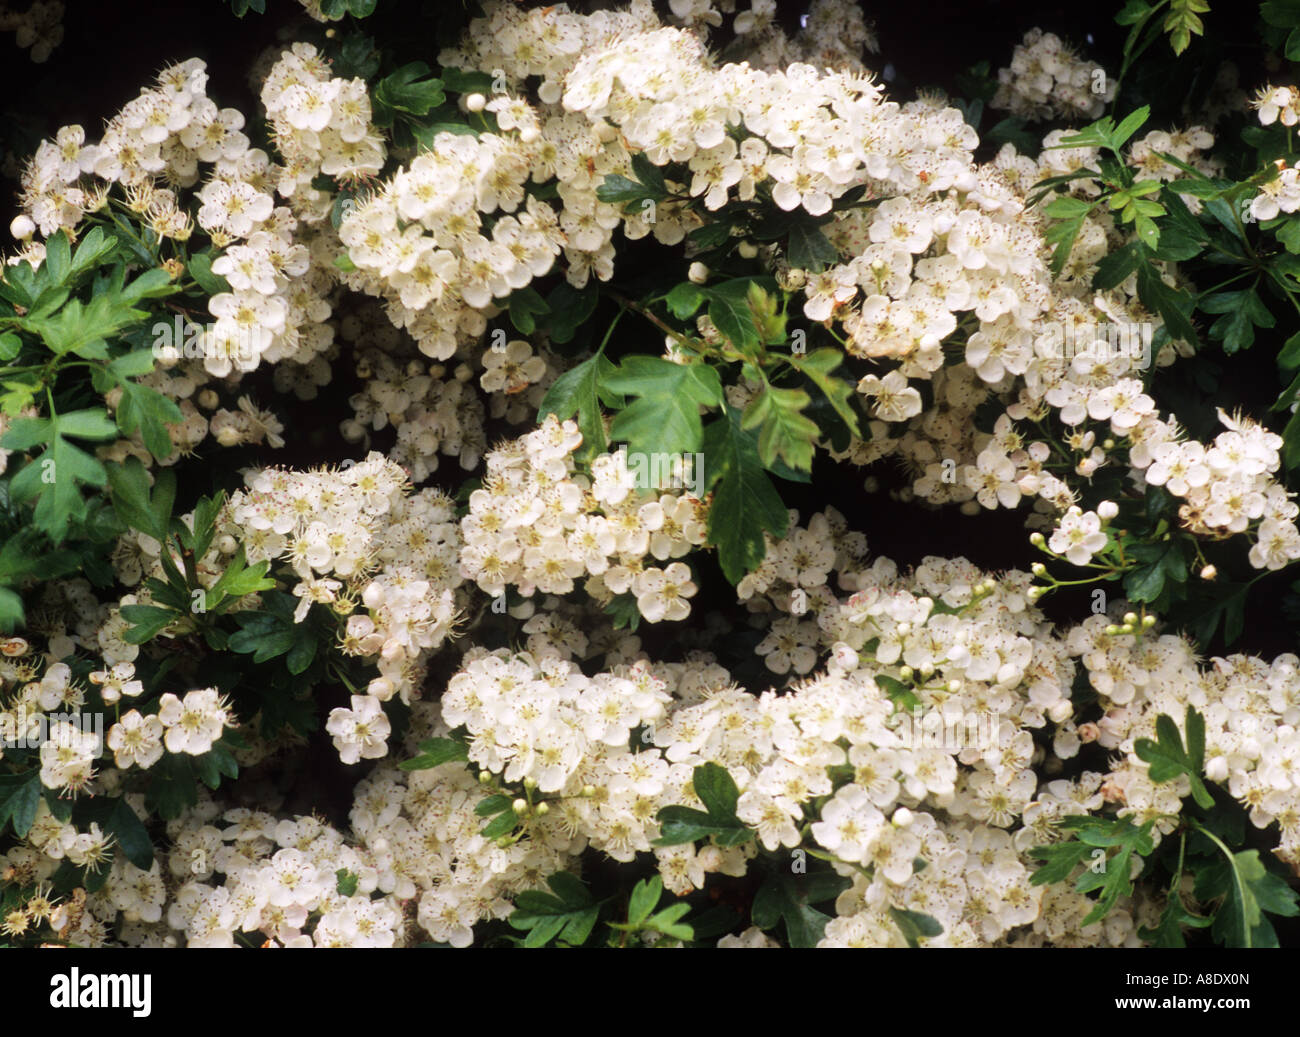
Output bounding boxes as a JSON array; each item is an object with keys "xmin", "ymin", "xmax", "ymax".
[
  {"xmin": 737, "ymin": 241, "xmax": 758, "ymax": 259},
  {"xmin": 688, "ymin": 261, "xmax": 709, "ymax": 284},
  {"xmin": 9, "ymin": 214, "xmax": 35, "ymax": 240},
  {"xmin": 1097, "ymin": 500, "xmax": 1118, "ymax": 520},
  {"xmin": 892, "ymin": 807, "xmax": 914, "ymax": 828},
  {"xmin": 464, "ymin": 92, "xmax": 487, "ymax": 112},
  {"xmin": 1201, "ymin": 564, "xmax": 1217, "ymax": 581}
]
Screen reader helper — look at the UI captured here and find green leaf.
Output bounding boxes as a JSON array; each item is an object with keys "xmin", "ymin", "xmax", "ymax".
[
  {"xmin": 538, "ymin": 350, "xmax": 619, "ymax": 459},
  {"xmin": 1134, "ymin": 706, "xmax": 1214, "ymax": 808},
  {"xmin": 6, "ymin": 407, "xmax": 116, "ymax": 543},
  {"xmin": 509, "ymin": 875, "xmax": 600, "ymax": 947},
  {"xmin": 374, "ymin": 63, "xmax": 445, "ymax": 118},
  {"xmin": 627, "ymin": 875, "xmax": 663, "ymax": 926},
  {"xmin": 1139, "ymin": 891, "xmax": 1213, "ymax": 947},
  {"xmin": 1042, "ymin": 196, "xmax": 1093, "ymax": 219},
  {"xmin": 400, "ymin": 737, "xmax": 470, "ymax": 772},
  {"xmin": 889, "ymin": 906, "xmax": 943, "ymax": 947},
  {"xmin": 875, "ymin": 673, "xmax": 921, "ymax": 712},
  {"xmin": 692, "ymin": 762, "xmax": 740, "ymax": 821},
  {"xmin": 543, "ymin": 282, "xmax": 597, "ymax": 344},
  {"xmin": 336, "ymin": 869, "xmax": 360, "ymax": 896},
  {"xmin": 664, "ymin": 282, "xmax": 706, "ymax": 320},
  {"xmin": 700, "ymin": 406, "xmax": 789, "ymax": 584},
  {"xmin": 602, "ymin": 593, "xmax": 641, "ymax": 632},
  {"xmin": 475, "ymin": 794, "xmax": 512, "ymax": 817},
  {"xmin": 653, "ymin": 805, "xmax": 726, "ymax": 845},
  {"xmin": 654, "ymin": 763, "xmax": 753, "ymax": 847},
  {"xmin": 208, "ymin": 550, "xmax": 276, "ymax": 604},
  {"xmin": 605, "ymin": 356, "xmax": 723, "ymax": 457},
  {"xmin": 1263, "ymin": 0, "xmax": 1300, "ymax": 27},
  {"xmin": 785, "ymin": 349, "xmax": 861, "ymax": 438},
  {"xmin": 751, "ymin": 869, "xmax": 850, "ymax": 947},
  {"xmin": 786, "ymin": 221, "xmax": 840, "ymax": 272},
  {"xmin": 107, "ymin": 456, "xmax": 171, "ymax": 542},
  {"xmin": 0, "ymin": 774, "xmax": 41, "ymax": 838},
  {"xmin": 120, "ymin": 604, "xmax": 179, "ymax": 644},
  {"xmin": 114, "ymin": 379, "xmax": 183, "ymax": 459},
  {"xmin": 1030, "ymin": 815, "xmax": 1155, "ymax": 926},
  {"xmin": 1195, "ymin": 848, "xmax": 1300, "ymax": 948},
  {"xmin": 1112, "ymin": 106, "xmax": 1151, "ymax": 149},
  {"xmin": 104, "ymin": 796, "xmax": 153, "ymax": 870},
  {"xmin": 1202, "ymin": 288, "xmax": 1274, "ymax": 354},
  {"xmin": 741, "ymin": 385, "xmax": 819, "ymax": 471},
  {"xmin": 1045, "ymin": 215, "xmax": 1085, "ymax": 278},
  {"xmin": 705, "ymin": 279, "xmax": 762, "ymax": 350},
  {"xmin": 187, "ymin": 252, "xmax": 231, "ymax": 295},
  {"xmin": 1123, "ymin": 536, "xmax": 1188, "ymax": 604},
  {"xmin": 507, "ymin": 286, "xmax": 549, "ymax": 335}
]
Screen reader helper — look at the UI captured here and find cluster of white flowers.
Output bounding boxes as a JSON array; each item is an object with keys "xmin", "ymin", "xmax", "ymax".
[
  {"xmin": 225, "ymin": 454, "xmax": 465, "ymax": 715},
  {"xmin": 260, "ymin": 41, "xmax": 386, "ymax": 203},
  {"xmin": 16, "ymin": 52, "xmax": 345, "ymax": 382},
  {"xmin": 0, "ymin": 0, "xmax": 62, "ymax": 62},
  {"xmin": 1126, "ymin": 408, "xmax": 1300, "ymax": 571},
  {"xmin": 991, "ymin": 28, "xmax": 1113, "ymax": 121},
  {"xmin": 460, "ymin": 416, "xmax": 708, "ymax": 621},
  {"xmin": 341, "ymin": 344, "xmax": 487, "ymax": 482},
  {"xmin": 130, "ymin": 806, "xmax": 401, "ymax": 947},
  {"xmin": 17, "ymin": 58, "xmax": 220, "ymax": 242},
  {"xmin": 377, "ymin": 545, "xmax": 1160, "ymax": 946},
  {"xmin": 1252, "ymin": 83, "xmax": 1300, "ymax": 128},
  {"xmin": 1250, "ymin": 157, "xmax": 1300, "ymax": 222},
  {"xmin": 1066, "ymin": 618, "xmax": 1300, "ymax": 865}
]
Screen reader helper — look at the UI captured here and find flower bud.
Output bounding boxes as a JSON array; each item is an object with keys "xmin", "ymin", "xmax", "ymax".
[
  {"xmin": 1097, "ymin": 500, "xmax": 1118, "ymax": 520},
  {"xmin": 9, "ymin": 214, "xmax": 34, "ymax": 240},
  {"xmin": 464, "ymin": 92, "xmax": 487, "ymax": 112},
  {"xmin": 688, "ymin": 261, "xmax": 710, "ymax": 284},
  {"xmin": 1200, "ymin": 564, "xmax": 1217, "ymax": 581}
]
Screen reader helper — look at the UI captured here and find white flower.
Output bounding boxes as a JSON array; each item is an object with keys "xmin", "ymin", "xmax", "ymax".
[{"xmin": 326, "ymin": 696, "xmax": 392, "ymax": 765}]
